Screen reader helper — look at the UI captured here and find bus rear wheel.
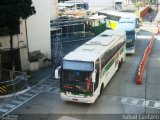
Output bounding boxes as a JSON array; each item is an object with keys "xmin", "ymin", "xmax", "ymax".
[
  {"xmin": 121, "ymin": 58, "xmax": 123, "ymax": 65},
  {"xmin": 99, "ymin": 84, "xmax": 104, "ymax": 96},
  {"xmin": 117, "ymin": 61, "xmax": 121, "ymax": 71},
  {"xmin": 117, "ymin": 58, "xmax": 123, "ymax": 71}
]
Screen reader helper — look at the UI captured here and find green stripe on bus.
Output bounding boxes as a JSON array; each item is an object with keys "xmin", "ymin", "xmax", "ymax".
[
  {"xmin": 100, "ymin": 45, "xmax": 125, "ymax": 78},
  {"xmin": 101, "ymin": 59, "xmax": 114, "ymax": 78},
  {"xmin": 120, "ymin": 44, "xmax": 126, "ymax": 54}
]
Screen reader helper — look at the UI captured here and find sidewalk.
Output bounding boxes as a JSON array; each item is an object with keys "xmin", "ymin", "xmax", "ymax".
[
  {"xmin": 0, "ymin": 65, "xmax": 54, "ymax": 105},
  {"xmin": 28, "ymin": 65, "xmax": 54, "ymax": 86},
  {"xmin": 140, "ymin": 6, "xmax": 160, "ymax": 34},
  {"xmin": 143, "ymin": 7, "xmax": 158, "ymax": 21}
]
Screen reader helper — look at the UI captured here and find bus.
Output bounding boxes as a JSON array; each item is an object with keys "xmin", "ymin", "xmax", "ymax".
[
  {"xmin": 59, "ymin": 1, "xmax": 89, "ymax": 11},
  {"xmin": 113, "ymin": 0, "xmax": 124, "ymax": 11},
  {"xmin": 116, "ymin": 17, "xmax": 138, "ymax": 54},
  {"xmin": 55, "ymin": 30, "xmax": 126, "ymax": 103},
  {"xmin": 98, "ymin": 10, "xmax": 140, "ymax": 54}
]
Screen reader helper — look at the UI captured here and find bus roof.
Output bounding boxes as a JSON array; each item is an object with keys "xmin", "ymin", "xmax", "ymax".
[
  {"xmin": 88, "ymin": 14, "xmax": 106, "ymax": 20},
  {"xmin": 99, "ymin": 10, "xmax": 138, "ymax": 18},
  {"xmin": 63, "ymin": 30, "xmax": 125, "ymax": 62}
]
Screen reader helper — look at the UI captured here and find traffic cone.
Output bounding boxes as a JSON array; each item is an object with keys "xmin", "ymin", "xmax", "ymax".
[{"xmin": 137, "ymin": 72, "xmax": 142, "ymax": 85}]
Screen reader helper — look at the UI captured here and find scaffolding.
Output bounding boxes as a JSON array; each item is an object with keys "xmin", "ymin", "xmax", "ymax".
[
  {"xmin": 51, "ymin": 17, "xmax": 87, "ymax": 27},
  {"xmin": 51, "ymin": 33, "xmax": 63, "ymax": 66},
  {"xmin": 50, "ymin": 17, "xmax": 94, "ymax": 66}
]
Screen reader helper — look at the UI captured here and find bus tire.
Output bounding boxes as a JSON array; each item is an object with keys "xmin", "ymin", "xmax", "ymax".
[
  {"xmin": 117, "ymin": 61, "xmax": 121, "ymax": 71},
  {"xmin": 99, "ymin": 84, "xmax": 104, "ymax": 96},
  {"xmin": 121, "ymin": 58, "xmax": 123, "ymax": 65}
]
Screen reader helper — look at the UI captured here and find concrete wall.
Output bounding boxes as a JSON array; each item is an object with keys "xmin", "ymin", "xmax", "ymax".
[
  {"xmin": 0, "ymin": 20, "xmax": 27, "ymax": 49},
  {"xmin": 0, "ymin": 20, "xmax": 29, "ymax": 71},
  {"xmin": 20, "ymin": 48, "xmax": 30, "ymax": 71},
  {"xmin": 0, "ymin": 0, "xmax": 52, "ymax": 71},
  {"xmin": 27, "ymin": 0, "xmax": 51, "ymax": 59},
  {"xmin": 50, "ymin": 0, "xmax": 58, "ymax": 20}
]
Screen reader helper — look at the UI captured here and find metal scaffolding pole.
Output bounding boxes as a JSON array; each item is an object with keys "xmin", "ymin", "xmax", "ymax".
[{"xmin": 51, "ymin": 33, "xmax": 63, "ymax": 66}]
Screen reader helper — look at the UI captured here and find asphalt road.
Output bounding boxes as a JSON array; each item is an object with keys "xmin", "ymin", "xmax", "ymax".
[{"xmin": 1, "ymin": 29, "xmax": 158, "ymax": 120}]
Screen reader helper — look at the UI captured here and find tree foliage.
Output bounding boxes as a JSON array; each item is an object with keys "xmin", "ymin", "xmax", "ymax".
[{"xmin": 0, "ymin": 0, "xmax": 36, "ymax": 35}]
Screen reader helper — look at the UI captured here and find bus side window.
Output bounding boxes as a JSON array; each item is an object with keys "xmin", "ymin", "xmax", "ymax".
[{"xmin": 94, "ymin": 59, "xmax": 100, "ymax": 91}]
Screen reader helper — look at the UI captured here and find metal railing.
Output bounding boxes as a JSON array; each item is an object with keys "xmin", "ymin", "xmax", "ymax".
[
  {"xmin": 51, "ymin": 32, "xmax": 94, "ymax": 44},
  {"xmin": 0, "ymin": 68, "xmax": 28, "ymax": 96}
]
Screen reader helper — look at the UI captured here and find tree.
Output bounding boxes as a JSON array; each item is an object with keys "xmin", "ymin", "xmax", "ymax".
[{"xmin": 0, "ymin": 0, "xmax": 36, "ymax": 78}]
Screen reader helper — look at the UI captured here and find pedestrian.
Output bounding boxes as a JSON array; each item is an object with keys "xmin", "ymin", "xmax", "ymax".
[{"xmin": 150, "ymin": 16, "xmax": 152, "ymax": 26}]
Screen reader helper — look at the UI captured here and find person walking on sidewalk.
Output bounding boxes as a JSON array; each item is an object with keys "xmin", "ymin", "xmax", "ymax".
[{"xmin": 150, "ymin": 15, "xmax": 152, "ymax": 26}]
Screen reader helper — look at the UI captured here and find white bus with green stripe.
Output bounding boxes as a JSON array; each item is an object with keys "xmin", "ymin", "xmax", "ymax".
[{"xmin": 56, "ymin": 30, "xmax": 126, "ymax": 103}]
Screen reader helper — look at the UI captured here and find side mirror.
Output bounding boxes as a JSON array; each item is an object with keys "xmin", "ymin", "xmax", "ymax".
[
  {"xmin": 92, "ymin": 70, "xmax": 97, "ymax": 83},
  {"xmin": 55, "ymin": 66, "xmax": 61, "ymax": 79}
]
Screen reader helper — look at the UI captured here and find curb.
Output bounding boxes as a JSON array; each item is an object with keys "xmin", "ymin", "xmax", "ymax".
[
  {"xmin": 0, "ymin": 69, "xmax": 54, "ymax": 99},
  {"xmin": 0, "ymin": 87, "xmax": 31, "ymax": 99},
  {"xmin": 136, "ymin": 35, "xmax": 155, "ymax": 85}
]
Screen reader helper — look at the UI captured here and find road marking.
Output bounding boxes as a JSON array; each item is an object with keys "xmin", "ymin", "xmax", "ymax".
[
  {"xmin": 121, "ymin": 98, "xmax": 128, "ymax": 103},
  {"xmin": 131, "ymin": 99, "xmax": 138, "ymax": 105},
  {"xmin": 142, "ymin": 100, "xmax": 149, "ymax": 106},
  {"xmin": 137, "ymin": 35, "xmax": 153, "ymax": 39},
  {"xmin": 46, "ymin": 87, "xmax": 55, "ymax": 92},
  {"xmin": 1, "ymin": 91, "xmax": 41, "ymax": 118},
  {"xmin": 0, "ymin": 78, "xmax": 58, "ymax": 118},
  {"xmin": 43, "ymin": 81, "xmax": 53, "ymax": 85},
  {"xmin": 156, "ymin": 37, "xmax": 160, "ymax": 41},
  {"xmin": 5, "ymin": 104, "xmax": 16, "ymax": 109},
  {"xmin": 18, "ymin": 96, "xmax": 28, "ymax": 101},
  {"xmin": 24, "ymin": 93, "xmax": 33, "ymax": 97},
  {"xmin": 37, "ymin": 87, "xmax": 44, "ymax": 90},
  {"xmin": 30, "ymin": 89, "xmax": 39, "ymax": 93},
  {"xmin": 58, "ymin": 116, "xmax": 80, "ymax": 120},
  {"xmin": 154, "ymin": 102, "xmax": 160, "ymax": 108},
  {"xmin": 120, "ymin": 97, "xmax": 160, "ymax": 109},
  {"xmin": 12, "ymin": 100, "xmax": 22, "ymax": 104},
  {"xmin": 0, "ymin": 108, "xmax": 8, "ymax": 113},
  {"xmin": 40, "ymin": 84, "xmax": 48, "ymax": 87}
]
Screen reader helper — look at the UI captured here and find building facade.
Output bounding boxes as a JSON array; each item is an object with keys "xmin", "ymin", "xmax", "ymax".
[
  {"xmin": 0, "ymin": 0, "xmax": 54, "ymax": 71},
  {"xmin": 50, "ymin": 0, "xmax": 58, "ymax": 20}
]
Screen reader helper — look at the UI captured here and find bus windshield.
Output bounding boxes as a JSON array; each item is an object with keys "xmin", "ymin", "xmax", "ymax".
[
  {"xmin": 126, "ymin": 40, "xmax": 135, "ymax": 48},
  {"xmin": 61, "ymin": 70, "xmax": 92, "ymax": 93},
  {"xmin": 115, "ymin": 2, "xmax": 122, "ymax": 9},
  {"xmin": 61, "ymin": 60, "xmax": 94, "ymax": 93}
]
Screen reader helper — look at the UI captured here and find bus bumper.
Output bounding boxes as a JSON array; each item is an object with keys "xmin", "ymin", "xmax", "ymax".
[
  {"xmin": 60, "ymin": 93, "xmax": 96, "ymax": 103},
  {"xmin": 126, "ymin": 47, "xmax": 135, "ymax": 54}
]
